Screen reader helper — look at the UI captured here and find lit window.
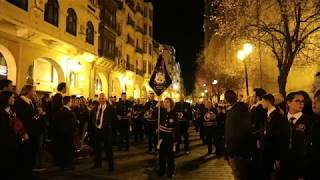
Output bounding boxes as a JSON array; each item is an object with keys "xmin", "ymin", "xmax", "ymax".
[
  {"xmin": 6, "ymin": 0, "xmax": 28, "ymax": 11},
  {"xmin": 44, "ymin": 0, "xmax": 59, "ymax": 26},
  {"xmin": 66, "ymin": 8, "xmax": 77, "ymax": 36},
  {"xmin": 86, "ymin": 21, "xmax": 94, "ymax": 45}
]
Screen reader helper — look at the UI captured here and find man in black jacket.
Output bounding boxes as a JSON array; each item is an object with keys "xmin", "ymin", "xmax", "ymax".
[
  {"xmin": 174, "ymin": 94, "xmax": 192, "ymax": 154},
  {"xmin": 261, "ymin": 94, "xmax": 289, "ymax": 180},
  {"xmin": 144, "ymin": 92, "xmax": 158, "ymax": 153},
  {"xmin": 89, "ymin": 93, "xmax": 115, "ymax": 171},
  {"xmin": 250, "ymin": 88, "xmax": 267, "ymax": 179},
  {"xmin": 224, "ymin": 90, "xmax": 251, "ymax": 180}
]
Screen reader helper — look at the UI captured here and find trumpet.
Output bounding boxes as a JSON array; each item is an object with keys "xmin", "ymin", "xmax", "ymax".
[{"xmin": 204, "ymin": 111, "xmax": 216, "ymax": 121}]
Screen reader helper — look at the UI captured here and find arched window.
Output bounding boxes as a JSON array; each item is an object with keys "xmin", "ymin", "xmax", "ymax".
[
  {"xmin": 66, "ymin": 8, "xmax": 77, "ymax": 36},
  {"xmin": 44, "ymin": 0, "xmax": 59, "ymax": 26},
  {"xmin": 6, "ymin": 0, "xmax": 28, "ymax": 11},
  {"xmin": 86, "ymin": 21, "xmax": 94, "ymax": 45}
]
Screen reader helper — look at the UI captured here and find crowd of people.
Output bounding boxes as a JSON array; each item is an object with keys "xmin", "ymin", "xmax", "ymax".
[
  {"xmin": 222, "ymin": 88, "xmax": 320, "ymax": 180},
  {"xmin": 1, "ymin": 78, "xmax": 320, "ymax": 180}
]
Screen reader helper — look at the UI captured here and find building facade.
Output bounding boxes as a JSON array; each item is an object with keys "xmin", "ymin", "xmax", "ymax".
[
  {"xmin": 0, "ymin": 0, "xmax": 182, "ymax": 100},
  {"xmin": 0, "ymin": 0, "xmax": 100, "ymax": 97}
]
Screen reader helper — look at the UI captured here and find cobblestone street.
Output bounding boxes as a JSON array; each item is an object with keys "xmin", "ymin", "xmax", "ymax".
[{"xmin": 37, "ymin": 130, "xmax": 234, "ymax": 180}]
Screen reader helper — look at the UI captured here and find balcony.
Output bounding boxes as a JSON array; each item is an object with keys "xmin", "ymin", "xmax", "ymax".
[
  {"xmin": 136, "ymin": 25, "xmax": 145, "ymax": 35},
  {"xmin": 126, "ymin": 63, "xmax": 135, "ymax": 72},
  {"xmin": 125, "ymin": 0, "xmax": 136, "ymax": 13},
  {"xmin": 127, "ymin": 16, "xmax": 135, "ymax": 27},
  {"xmin": 136, "ymin": 69, "xmax": 144, "ymax": 77},
  {"xmin": 136, "ymin": 46, "xmax": 144, "ymax": 54},
  {"xmin": 115, "ymin": 0, "xmax": 124, "ymax": 10},
  {"xmin": 136, "ymin": 5, "xmax": 144, "ymax": 15},
  {"xmin": 127, "ymin": 35, "xmax": 135, "ymax": 47}
]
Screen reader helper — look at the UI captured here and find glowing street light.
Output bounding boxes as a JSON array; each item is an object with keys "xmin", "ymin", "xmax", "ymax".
[
  {"xmin": 237, "ymin": 50, "xmax": 246, "ymax": 61},
  {"xmin": 203, "ymin": 83, "xmax": 207, "ymax": 87},
  {"xmin": 243, "ymin": 43, "xmax": 253, "ymax": 55},
  {"xmin": 201, "ymin": 92, "xmax": 205, "ymax": 97},
  {"xmin": 204, "ymin": 89, "xmax": 208, "ymax": 93},
  {"xmin": 212, "ymin": 80, "xmax": 218, "ymax": 85}
]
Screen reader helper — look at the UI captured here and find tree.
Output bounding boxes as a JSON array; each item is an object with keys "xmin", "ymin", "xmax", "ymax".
[{"xmin": 208, "ymin": 0, "xmax": 320, "ymax": 96}]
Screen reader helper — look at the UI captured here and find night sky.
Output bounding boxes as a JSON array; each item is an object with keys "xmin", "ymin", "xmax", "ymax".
[{"xmin": 152, "ymin": 0, "xmax": 204, "ymax": 95}]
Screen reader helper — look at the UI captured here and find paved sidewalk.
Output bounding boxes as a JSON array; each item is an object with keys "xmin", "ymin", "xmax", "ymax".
[{"xmin": 37, "ymin": 130, "xmax": 234, "ymax": 180}]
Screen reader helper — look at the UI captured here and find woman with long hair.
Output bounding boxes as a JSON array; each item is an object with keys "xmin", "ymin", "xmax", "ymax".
[
  {"xmin": 158, "ymin": 97, "xmax": 178, "ymax": 178},
  {"xmin": 0, "ymin": 91, "xmax": 28, "ymax": 178}
]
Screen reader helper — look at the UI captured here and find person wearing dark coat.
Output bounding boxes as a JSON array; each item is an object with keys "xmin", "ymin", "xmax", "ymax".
[
  {"xmin": 55, "ymin": 96, "xmax": 77, "ymax": 170},
  {"xmin": 115, "ymin": 92, "xmax": 133, "ymax": 151},
  {"xmin": 158, "ymin": 98, "xmax": 179, "ymax": 179},
  {"xmin": 132, "ymin": 98, "xmax": 144, "ymax": 143},
  {"xmin": 144, "ymin": 92, "xmax": 158, "ymax": 153},
  {"xmin": 13, "ymin": 85, "xmax": 43, "ymax": 178},
  {"xmin": 88, "ymin": 93, "xmax": 115, "ymax": 171},
  {"xmin": 310, "ymin": 96, "xmax": 320, "ymax": 180},
  {"xmin": 174, "ymin": 95, "xmax": 192, "ymax": 154},
  {"xmin": 0, "ymin": 91, "xmax": 28, "ymax": 178},
  {"xmin": 202, "ymin": 100, "xmax": 218, "ymax": 155},
  {"xmin": 250, "ymin": 88, "xmax": 267, "ymax": 179},
  {"xmin": 261, "ymin": 94, "xmax": 289, "ymax": 180},
  {"xmin": 224, "ymin": 90, "xmax": 251, "ymax": 180},
  {"xmin": 280, "ymin": 92, "xmax": 313, "ymax": 180}
]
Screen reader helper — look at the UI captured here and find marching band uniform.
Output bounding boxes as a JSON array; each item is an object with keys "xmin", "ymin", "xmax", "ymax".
[
  {"xmin": 144, "ymin": 99, "xmax": 158, "ymax": 152},
  {"xmin": 158, "ymin": 108, "xmax": 178, "ymax": 178},
  {"xmin": 281, "ymin": 112, "xmax": 313, "ymax": 180},
  {"xmin": 261, "ymin": 108, "xmax": 288, "ymax": 180},
  {"xmin": 116, "ymin": 100, "xmax": 133, "ymax": 151},
  {"xmin": 203, "ymin": 107, "xmax": 218, "ymax": 154},
  {"xmin": 174, "ymin": 101, "xmax": 192, "ymax": 153},
  {"xmin": 132, "ymin": 102, "xmax": 144, "ymax": 143},
  {"xmin": 56, "ymin": 105, "xmax": 77, "ymax": 170}
]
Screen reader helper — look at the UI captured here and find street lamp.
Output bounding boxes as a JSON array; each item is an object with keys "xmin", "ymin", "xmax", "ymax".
[
  {"xmin": 237, "ymin": 46, "xmax": 251, "ymax": 96},
  {"xmin": 201, "ymin": 92, "xmax": 205, "ymax": 97},
  {"xmin": 212, "ymin": 80, "xmax": 218, "ymax": 85},
  {"xmin": 243, "ymin": 43, "xmax": 253, "ymax": 55}
]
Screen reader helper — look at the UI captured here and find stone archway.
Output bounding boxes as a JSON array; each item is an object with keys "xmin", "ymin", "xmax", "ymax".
[
  {"xmin": 32, "ymin": 57, "xmax": 65, "ymax": 92},
  {"xmin": 134, "ymin": 84, "xmax": 141, "ymax": 99},
  {"xmin": 95, "ymin": 72, "xmax": 108, "ymax": 96},
  {"xmin": 0, "ymin": 44, "xmax": 17, "ymax": 84}
]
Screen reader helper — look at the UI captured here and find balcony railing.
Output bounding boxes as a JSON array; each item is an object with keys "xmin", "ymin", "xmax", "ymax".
[
  {"xmin": 136, "ymin": 25, "xmax": 145, "ymax": 35},
  {"xmin": 125, "ymin": 0, "xmax": 136, "ymax": 12},
  {"xmin": 127, "ymin": 16, "xmax": 135, "ymax": 27},
  {"xmin": 136, "ymin": 69, "xmax": 144, "ymax": 76},
  {"xmin": 126, "ymin": 64, "xmax": 135, "ymax": 72},
  {"xmin": 136, "ymin": 5, "xmax": 144, "ymax": 15},
  {"xmin": 127, "ymin": 35, "xmax": 135, "ymax": 47},
  {"xmin": 136, "ymin": 46, "xmax": 144, "ymax": 54}
]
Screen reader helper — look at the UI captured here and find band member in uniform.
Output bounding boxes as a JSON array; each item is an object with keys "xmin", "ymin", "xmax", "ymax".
[
  {"xmin": 132, "ymin": 98, "xmax": 144, "ymax": 143},
  {"xmin": 56, "ymin": 96, "xmax": 77, "ymax": 171},
  {"xmin": 144, "ymin": 92, "xmax": 158, "ymax": 153},
  {"xmin": 203, "ymin": 100, "xmax": 218, "ymax": 155},
  {"xmin": 261, "ymin": 94, "xmax": 289, "ymax": 180},
  {"xmin": 88, "ymin": 93, "xmax": 115, "ymax": 171},
  {"xmin": 116, "ymin": 92, "xmax": 133, "ymax": 151},
  {"xmin": 281, "ymin": 92, "xmax": 313, "ymax": 180},
  {"xmin": 250, "ymin": 88, "xmax": 267, "ymax": 179},
  {"xmin": 158, "ymin": 97, "xmax": 178, "ymax": 178},
  {"xmin": 174, "ymin": 95, "xmax": 192, "ymax": 154},
  {"xmin": 310, "ymin": 96, "xmax": 320, "ymax": 180}
]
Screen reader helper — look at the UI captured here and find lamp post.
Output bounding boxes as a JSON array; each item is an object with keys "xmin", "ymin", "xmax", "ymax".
[{"xmin": 238, "ymin": 47, "xmax": 250, "ymax": 96}]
